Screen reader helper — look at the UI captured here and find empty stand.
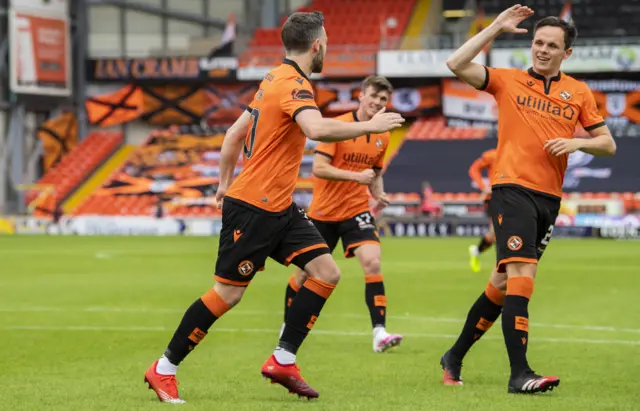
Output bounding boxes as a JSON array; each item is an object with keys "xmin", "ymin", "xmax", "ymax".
[
  {"xmin": 249, "ymin": 0, "xmax": 415, "ymax": 47},
  {"xmin": 26, "ymin": 132, "xmax": 123, "ymax": 217},
  {"xmin": 74, "ymin": 128, "xmax": 318, "ymax": 217},
  {"xmin": 241, "ymin": 0, "xmax": 416, "ymax": 71},
  {"xmin": 406, "ymin": 117, "xmax": 489, "ymax": 140},
  {"xmin": 484, "ymin": 0, "xmax": 640, "ymax": 42}
]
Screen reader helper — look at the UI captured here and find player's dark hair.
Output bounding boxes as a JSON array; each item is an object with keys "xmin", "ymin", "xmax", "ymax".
[
  {"xmin": 281, "ymin": 11, "xmax": 325, "ymax": 54},
  {"xmin": 534, "ymin": 16, "xmax": 577, "ymax": 50},
  {"xmin": 362, "ymin": 76, "xmax": 394, "ymax": 94}
]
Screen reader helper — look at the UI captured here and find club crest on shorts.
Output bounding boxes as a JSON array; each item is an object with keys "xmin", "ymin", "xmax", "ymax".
[
  {"xmin": 507, "ymin": 236, "xmax": 523, "ymax": 251},
  {"xmin": 560, "ymin": 90, "xmax": 572, "ymax": 101},
  {"xmin": 238, "ymin": 260, "xmax": 254, "ymax": 276}
]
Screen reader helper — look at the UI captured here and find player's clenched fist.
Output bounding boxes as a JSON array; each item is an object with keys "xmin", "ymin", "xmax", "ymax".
[{"xmin": 354, "ymin": 169, "xmax": 376, "ymax": 185}]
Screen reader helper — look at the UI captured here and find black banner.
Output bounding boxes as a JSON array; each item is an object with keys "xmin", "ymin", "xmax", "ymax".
[
  {"xmin": 87, "ymin": 57, "xmax": 237, "ymax": 82},
  {"xmin": 385, "ymin": 139, "xmax": 640, "ymax": 194},
  {"xmin": 380, "ymin": 220, "xmax": 598, "ymax": 238}
]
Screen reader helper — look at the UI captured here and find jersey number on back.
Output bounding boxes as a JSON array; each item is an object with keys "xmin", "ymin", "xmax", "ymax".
[{"xmin": 244, "ymin": 108, "xmax": 260, "ymax": 159}]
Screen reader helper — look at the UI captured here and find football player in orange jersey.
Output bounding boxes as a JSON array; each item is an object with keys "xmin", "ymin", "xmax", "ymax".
[
  {"xmin": 143, "ymin": 12, "xmax": 405, "ymax": 402},
  {"xmin": 468, "ymin": 148, "xmax": 497, "ymax": 273},
  {"xmin": 281, "ymin": 75, "xmax": 403, "ymax": 353},
  {"xmin": 441, "ymin": 5, "xmax": 615, "ymax": 394}
]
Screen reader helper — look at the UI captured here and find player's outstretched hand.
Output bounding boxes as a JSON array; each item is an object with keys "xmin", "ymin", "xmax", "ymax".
[
  {"xmin": 494, "ymin": 4, "xmax": 534, "ymax": 34},
  {"xmin": 544, "ymin": 138, "xmax": 581, "ymax": 156},
  {"xmin": 355, "ymin": 169, "xmax": 376, "ymax": 185},
  {"xmin": 368, "ymin": 107, "xmax": 405, "ymax": 133}
]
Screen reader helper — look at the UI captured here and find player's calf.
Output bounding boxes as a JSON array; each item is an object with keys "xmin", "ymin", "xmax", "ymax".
[
  {"xmin": 284, "ymin": 271, "xmax": 304, "ymax": 322},
  {"xmin": 277, "ymin": 255, "xmax": 340, "ymax": 356},
  {"xmin": 281, "ymin": 271, "xmax": 304, "ymax": 338},
  {"xmin": 145, "ymin": 285, "xmax": 238, "ymax": 402},
  {"xmin": 442, "ymin": 274, "xmax": 505, "ymax": 385},
  {"xmin": 279, "ymin": 257, "xmax": 340, "ymax": 358},
  {"xmin": 502, "ymin": 264, "xmax": 536, "ymax": 379},
  {"xmin": 269, "ymin": 255, "xmax": 338, "ymax": 397},
  {"xmin": 355, "ymin": 245, "xmax": 403, "ymax": 352}
]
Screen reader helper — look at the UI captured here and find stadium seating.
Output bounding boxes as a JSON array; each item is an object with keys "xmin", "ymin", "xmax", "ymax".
[
  {"xmin": 245, "ymin": 0, "xmax": 416, "ymax": 55},
  {"xmin": 26, "ymin": 132, "xmax": 123, "ymax": 215},
  {"xmin": 406, "ymin": 117, "xmax": 489, "ymax": 140},
  {"xmin": 74, "ymin": 127, "xmax": 318, "ymax": 217},
  {"xmin": 484, "ymin": 0, "xmax": 640, "ymax": 42}
]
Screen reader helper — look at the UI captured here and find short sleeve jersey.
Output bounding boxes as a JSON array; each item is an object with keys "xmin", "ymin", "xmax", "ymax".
[
  {"xmin": 480, "ymin": 67, "xmax": 605, "ymax": 198},
  {"xmin": 307, "ymin": 111, "xmax": 389, "ymax": 222},
  {"xmin": 226, "ymin": 59, "xmax": 320, "ymax": 212}
]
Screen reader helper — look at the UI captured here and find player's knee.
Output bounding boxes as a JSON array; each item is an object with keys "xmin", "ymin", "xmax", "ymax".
[
  {"xmin": 315, "ymin": 262, "xmax": 341, "ymax": 285},
  {"xmin": 294, "ymin": 269, "xmax": 309, "ymax": 287},
  {"xmin": 213, "ymin": 282, "xmax": 246, "ymax": 307},
  {"xmin": 362, "ymin": 256, "xmax": 381, "ymax": 275},
  {"xmin": 506, "ymin": 262, "xmax": 537, "ymax": 279},
  {"xmin": 490, "ymin": 268, "xmax": 507, "ymax": 293}
]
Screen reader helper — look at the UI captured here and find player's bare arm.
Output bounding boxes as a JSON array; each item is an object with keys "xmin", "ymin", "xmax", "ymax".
[
  {"xmin": 296, "ymin": 107, "xmax": 404, "ymax": 142},
  {"xmin": 368, "ymin": 169, "xmax": 387, "ymax": 203},
  {"xmin": 312, "ymin": 153, "xmax": 375, "ymax": 184},
  {"xmin": 215, "ymin": 109, "xmax": 251, "ymax": 206},
  {"xmin": 446, "ymin": 4, "xmax": 534, "ymax": 89},
  {"xmin": 544, "ymin": 125, "xmax": 616, "ymax": 157}
]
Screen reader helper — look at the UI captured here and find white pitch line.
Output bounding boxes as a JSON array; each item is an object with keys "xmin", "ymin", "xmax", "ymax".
[
  {"xmin": 2, "ymin": 305, "xmax": 640, "ymax": 335},
  {"xmin": 3, "ymin": 325, "xmax": 640, "ymax": 346}
]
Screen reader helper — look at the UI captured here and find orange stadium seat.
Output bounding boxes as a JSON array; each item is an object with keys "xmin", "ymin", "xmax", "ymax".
[
  {"xmin": 75, "ymin": 129, "xmax": 245, "ymax": 218},
  {"xmin": 28, "ymin": 132, "xmax": 123, "ymax": 217},
  {"xmin": 241, "ymin": 0, "xmax": 416, "ymax": 64},
  {"xmin": 406, "ymin": 117, "xmax": 490, "ymax": 140}
]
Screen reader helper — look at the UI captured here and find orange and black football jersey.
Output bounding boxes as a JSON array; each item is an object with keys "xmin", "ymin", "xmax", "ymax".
[
  {"xmin": 226, "ymin": 59, "xmax": 320, "ymax": 212},
  {"xmin": 480, "ymin": 67, "xmax": 605, "ymax": 198},
  {"xmin": 469, "ymin": 148, "xmax": 497, "ymax": 192},
  {"xmin": 308, "ymin": 111, "xmax": 389, "ymax": 222}
]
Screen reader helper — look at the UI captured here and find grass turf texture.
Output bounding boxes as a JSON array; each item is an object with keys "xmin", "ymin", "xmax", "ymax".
[{"xmin": 0, "ymin": 236, "xmax": 638, "ymax": 411}]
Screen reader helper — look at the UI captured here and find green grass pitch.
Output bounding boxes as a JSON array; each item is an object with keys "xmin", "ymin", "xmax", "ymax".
[{"xmin": 0, "ymin": 236, "xmax": 638, "ymax": 410}]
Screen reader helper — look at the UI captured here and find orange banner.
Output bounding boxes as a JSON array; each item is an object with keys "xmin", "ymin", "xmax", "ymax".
[
  {"xmin": 86, "ymin": 85, "xmax": 144, "ymax": 127},
  {"xmin": 592, "ymin": 89, "xmax": 640, "ymax": 124},
  {"xmin": 141, "ymin": 85, "xmax": 207, "ymax": 125},
  {"xmin": 238, "ymin": 47, "xmax": 377, "ymax": 79},
  {"xmin": 10, "ymin": 12, "xmax": 71, "ymax": 96},
  {"xmin": 96, "ymin": 130, "xmax": 227, "ymax": 199},
  {"xmin": 203, "ymin": 83, "xmax": 258, "ymax": 123},
  {"xmin": 37, "ymin": 112, "xmax": 78, "ymax": 171}
]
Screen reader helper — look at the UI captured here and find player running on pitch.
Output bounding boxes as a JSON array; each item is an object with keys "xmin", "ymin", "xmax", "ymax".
[
  {"xmin": 282, "ymin": 75, "xmax": 403, "ymax": 353},
  {"xmin": 143, "ymin": 11, "xmax": 404, "ymax": 403}
]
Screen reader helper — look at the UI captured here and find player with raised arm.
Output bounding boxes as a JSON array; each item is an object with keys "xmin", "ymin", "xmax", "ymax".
[
  {"xmin": 143, "ymin": 11, "xmax": 404, "ymax": 403},
  {"xmin": 439, "ymin": 5, "xmax": 615, "ymax": 394},
  {"xmin": 281, "ymin": 75, "xmax": 403, "ymax": 353},
  {"xmin": 468, "ymin": 148, "xmax": 497, "ymax": 273}
]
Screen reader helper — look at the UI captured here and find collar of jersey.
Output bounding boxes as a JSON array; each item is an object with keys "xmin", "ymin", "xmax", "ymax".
[
  {"xmin": 282, "ymin": 58, "xmax": 309, "ymax": 82},
  {"xmin": 527, "ymin": 67, "xmax": 561, "ymax": 82}
]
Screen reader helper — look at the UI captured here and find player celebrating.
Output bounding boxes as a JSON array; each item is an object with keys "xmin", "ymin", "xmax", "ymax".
[
  {"xmin": 143, "ymin": 11, "xmax": 404, "ymax": 403},
  {"xmin": 281, "ymin": 75, "xmax": 403, "ymax": 353},
  {"xmin": 441, "ymin": 5, "xmax": 615, "ymax": 394},
  {"xmin": 467, "ymin": 148, "xmax": 497, "ymax": 273}
]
